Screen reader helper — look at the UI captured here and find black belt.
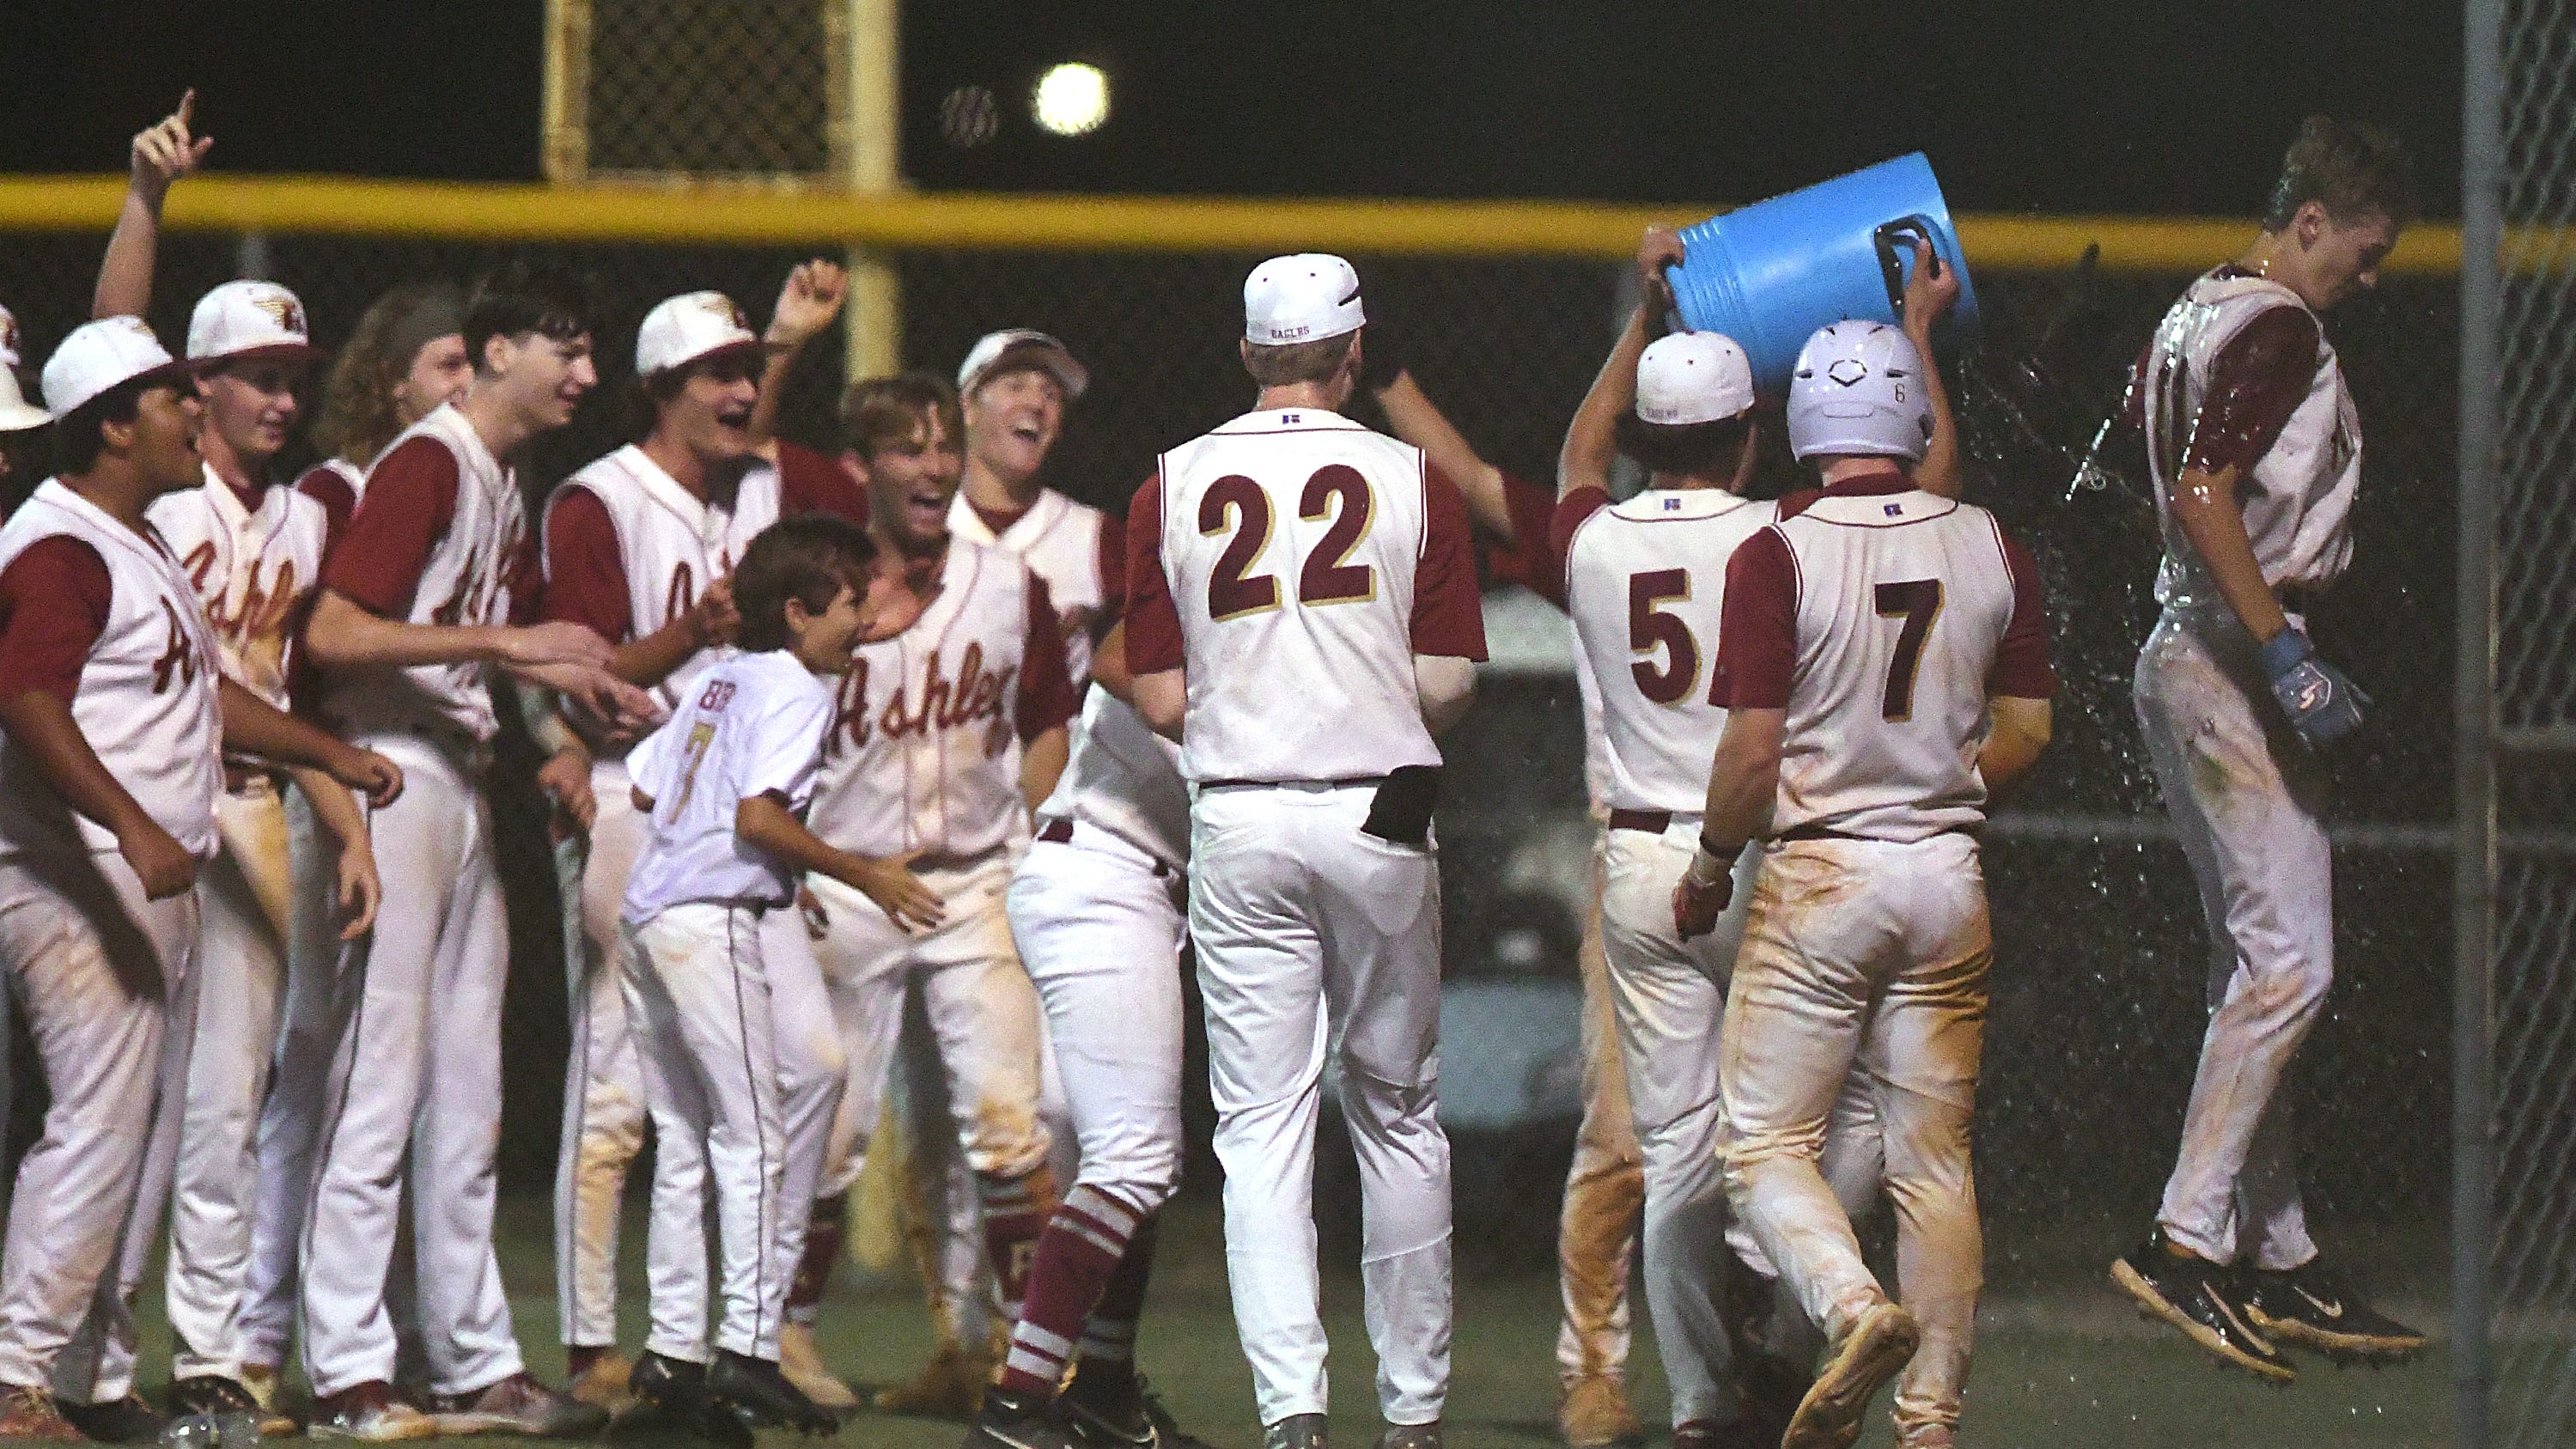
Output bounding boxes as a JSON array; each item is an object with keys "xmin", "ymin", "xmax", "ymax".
[
  {"xmin": 1197, "ymin": 774, "xmax": 1386, "ymax": 791},
  {"xmin": 1778, "ymin": 821, "xmax": 1978, "ymax": 843},
  {"xmin": 1034, "ymin": 818, "xmax": 1176, "ymax": 878},
  {"xmin": 1609, "ymin": 808, "xmax": 1676, "ymax": 833}
]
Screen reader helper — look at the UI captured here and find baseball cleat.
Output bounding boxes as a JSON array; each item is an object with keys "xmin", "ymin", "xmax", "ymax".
[
  {"xmin": 60, "ymin": 1393, "xmax": 166, "ymax": 1443},
  {"xmin": 1261, "ymin": 1413, "xmax": 1328, "ymax": 1449},
  {"xmin": 2240, "ymin": 1259, "xmax": 2429, "ymax": 1361},
  {"xmin": 1061, "ymin": 1366, "xmax": 1215, "ymax": 1449},
  {"xmin": 567, "ymin": 1349, "xmax": 636, "ymax": 1411},
  {"xmin": 169, "ymin": 1374, "xmax": 300, "ymax": 1437},
  {"xmin": 0, "ymin": 1384, "xmax": 84, "ymax": 1442},
  {"xmin": 873, "ymin": 1340, "xmax": 993, "ymax": 1418},
  {"xmin": 707, "ymin": 1350, "xmax": 839, "ymax": 1435},
  {"xmin": 615, "ymin": 1350, "xmax": 750, "ymax": 1449},
  {"xmin": 1782, "ymin": 1300, "xmax": 1921, "ymax": 1449},
  {"xmin": 425, "ymin": 1371, "xmax": 612, "ymax": 1437},
  {"xmin": 961, "ymin": 1386, "xmax": 1078, "ymax": 1449},
  {"xmin": 308, "ymin": 1382, "xmax": 439, "ymax": 1442},
  {"xmin": 779, "ymin": 1321, "xmax": 861, "ymax": 1411},
  {"xmin": 1554, "ymin": 1373, "xmax": 1641, "ymax": 1448},
  {"xmin": 2110, "ymin": 1231, "xmax": 2294, "ymax": 1382},
  {"xmin": 1374, "ymin": 1422, "xmax": 1440, "ymax": 1449}
]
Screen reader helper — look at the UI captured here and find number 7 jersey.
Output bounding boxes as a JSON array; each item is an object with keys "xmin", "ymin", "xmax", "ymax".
[{"xmin": 1124, "ymin": 407, "xmax": 1486, "ymax": 785}]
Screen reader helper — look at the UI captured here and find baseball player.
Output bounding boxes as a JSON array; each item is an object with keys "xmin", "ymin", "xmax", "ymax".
[
  {"xmin": 538, "ymin": 267, "xmax": 856, "ymax": 1409},
  {"xmin": 618, "ymin": 514, "xmax": 902, "ymax": 1435},
  {"xmin": 2108, "ymin": 118, "xmax": 2426, "ymax": 1375},
  {"xmin": 1668, "ymin": 315, "xmax": 2056, "ymax": 1449},
  {"xmin": 0, "ymin": 304, "xmax": 51, "ymax": 501},
  {"xmin": 1124, "ymin": 254, "xmax": 1484, "ymax": 1449},
  {"xmin": 295, "ymin": 263, "xmax": 652, "ymax": 1440},
  {"xmin": 782, "ymin": 372, "xmax": 1079, "ymax": 1397},
  {"xmin": 0, "ymin": 318, "xmax": 393, "ymax": 1441},
  {"xmin": 237, "ymin": 280, "xmax": 472, "ymax": 1409}
]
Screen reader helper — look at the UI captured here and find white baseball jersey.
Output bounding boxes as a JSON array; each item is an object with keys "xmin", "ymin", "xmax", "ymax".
[
  {"xmin": 1714, "ymin": 474, "xmax": 2054, "ymax": 843},
  {"xmin": 546, "ymin": 447, "xmax": 766, "ymax": 720},
  {"xmin": 1562, "ymin": 487, "xmax": 1780, "ymax": 815},
  {"xmin": 317, "ymin": 403, "xmax": 524, "ymax": 744},
  {"xmin": 149, "ymin": 466, "xmax": 327, "ymax": 725},
  {"xmin": 0, "ymin": 480, "xmax": 222, "ymax": 859},
  {"xmin": 807, "ymin": 537, "xmax": 1079, "ymax": 860},
  {"xmin": 1033, "ymin": 689, "xmax": 1190, "ymax": 868},
  {"xmin": 951, "ymin": 488, "xmax": 1106, "ymax": 688},
  {"xmin": 2135, "ymin": 270, "xmax": 2358, "ymax": 607},
  {"xmin": 1124, "ymin": 408, "xmax": 1486, "ymax": 784},
  {"xmin": 622, "ymin": 650, "xmax": 837, "ymax": 923}
]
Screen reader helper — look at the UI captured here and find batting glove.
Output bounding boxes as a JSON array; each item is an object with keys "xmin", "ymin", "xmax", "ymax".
[{"xmin": 2262, "ymin": 628, "xmax": 2371, "ymax": 748}]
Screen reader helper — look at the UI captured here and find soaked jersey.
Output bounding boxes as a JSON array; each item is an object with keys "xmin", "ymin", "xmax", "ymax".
[
  {"xmin": 1124, "ymin": 407, "xmax": 1485, "ymax": 785},
  {"xmin": 1713, "ymin": 472, "xmax": 2054, "ymax": 843},
  {"xmin": 148, "ymin": 465, "xmax": 327, "ymax": 740},
  {"xmin": 807, "ymin": 537, "xmax": 1078, "ymax": 860},
  {"xmin": 1560, "ymin": 486, "xmax": 1779, "ymax": 815}
]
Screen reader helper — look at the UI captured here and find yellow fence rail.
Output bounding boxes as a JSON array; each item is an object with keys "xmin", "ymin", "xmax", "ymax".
[{"xmin": 0, "ymin": 174, "xmax": 2482, "ymax": 274}]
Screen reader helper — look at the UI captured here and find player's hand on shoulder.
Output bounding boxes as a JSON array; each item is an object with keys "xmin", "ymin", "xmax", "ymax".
[
  {"xmin": 766, "ymin": 259, "xmax": 849, "ymax": 352},
  {"xmin": 333, "ymin": 836, "xmax": 384, "ymax": 941},
  {"xmin": 130, "ymin": 89, "xmax": 212, "ymax": 201},
  {"xmin": 119, "ymin": 819, "xmax": 197, "ymax": 901},
  {"xmin": 2261, "ymin": 628, "xmax": 2370, "ymax": 748},
  {"xmin": 332, "ymin": 745, "xmax": 405, "ymax": 809},
  {"xmin": 1901, "ymin": 235, "xmax": 1961, "ymax": 336},
  {"xmin": 850, "ymin": 850, "xmax": 945, "ymax": 934}
]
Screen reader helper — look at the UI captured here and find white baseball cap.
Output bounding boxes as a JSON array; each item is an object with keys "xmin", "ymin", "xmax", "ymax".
[
  {"xmin": 1635, "ymin": 332, "xmax": 1755, "ymax": 426},
  {"xmin": 636, "ymin": 290, "xmax": 761, "ymax": 377},
  {"xmin": 187, "ymin": 280, "xmax": 320, "ymax": 365},
  {"xmin": 0, "ymin": 305, "xmax": 48, "ymax": 433},
  {"xmin": 956, "ymin": 328, "xmax": 1088, "ymax": 400},
  {"xmin": 1244, "ymin": 253, "xmax": 1365, "ymax": 345},
  {"xmin": 43, "ymin": 316, "xmax": 195, "ymax": 417}
]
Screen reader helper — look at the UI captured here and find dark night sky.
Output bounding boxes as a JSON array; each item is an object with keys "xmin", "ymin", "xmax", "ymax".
[{"xmin": 0, "ymin": 1, "xmax": 2460, "ymax": 216}]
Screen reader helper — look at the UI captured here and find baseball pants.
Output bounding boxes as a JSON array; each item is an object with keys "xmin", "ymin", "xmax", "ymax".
[
  {"xmin": 0, "ymin": 850, "xmax": 197, "ymax": 1394},
  {"xmin": 1601, "ymin": 819, "xmax": 1881, "ymax": 1427},
  {"xmin": 558, "ymin": 761, "xmax": 649, "ymax": 1349},
  {"xmin": 626, "ymin": 903, "xmax": 845, "ymax": 1363},
  {"xmin": 2135, "ymin": 615, "xmax": 2328, "ymax": 1272},
  {"xmin": 1720, "ymin": 834, "xmax": 1988, "ymax": 1443},
  {"xmin": 1554, "ymin": 830, "xmax": 1641, "ymax": 1390},
  {"xmin": 299, "ymin": 735, "xmax": 521, "ymax": 1399},
  {"xmin": 1191, "ymin": 782, "xmax": 1450, "ymax": 1428}
]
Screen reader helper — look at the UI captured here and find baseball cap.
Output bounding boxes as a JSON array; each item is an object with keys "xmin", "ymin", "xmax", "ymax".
[
  {"xmin": 0, "ymin": 305, "xmax": 49, "ymax": 433},
  {"xmin": 43, "ymin": 316, "xmax": 195, "ymax": 417},
  {"xmin": 187, "ymin": 280, "xmax": 320, "ymax": 365},
  {"xmin": 1635, "ymin": 332, "xmax": 1755, "ymax": 426},
  {"xmin": 636, "ymin": 290, "xmax": 760, "ymax": 377},
  {"xmin": 1244, "ymin": 253, "xmax": 1364, "ymax": 345},
  {"xmin": 956, "ymin": 328, "xmax": 1088, "ymax": 400}
]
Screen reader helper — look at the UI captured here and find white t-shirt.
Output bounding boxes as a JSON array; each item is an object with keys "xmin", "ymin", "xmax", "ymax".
[{"xmin": 621, "ymin": 649, "xmax": 837, "ymax": 924}]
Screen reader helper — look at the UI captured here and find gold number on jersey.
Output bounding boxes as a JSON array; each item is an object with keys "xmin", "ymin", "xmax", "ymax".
[
  {"xmin": 1626, "ymin": 569, "xmax": 1700, "ymax": 705},
  {"xmin": 669, "ymin": 721, "xmax": 718, "ymax": 814},
  {"xmin": 1200, "ymin": 468, "xmax": 1380, "ymax": 618},
  {"xmin": 1874, "ymin": 579, "xmax": 1944, "ymax": 721}
]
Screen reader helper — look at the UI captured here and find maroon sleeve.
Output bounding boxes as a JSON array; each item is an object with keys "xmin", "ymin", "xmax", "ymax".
[
  {"xmin": 776, "ymin": 440, "xmax": 869, "ymax": 523},
  {"xmin": 1016, "ymin": 575, "xmax": 1081, "ymax": 743},
  {"xmin": 1988, "ymin": 527, "xmax": 2058, "ymax": 698},
  {"xmin": 1546, "ymin": 486, "xmax": 1611, "ymax": 570},
  {"xmin": 2186, "ymin": 306, "xmax": 2320, "ymax": 475},
  {"xmin": 323, "ymin": 437, "xmax": 461, "ymax": 617},
  {"xmin": 1709, "ymin": 527, "xmax": 1800, "ymax": 710},
  {"xmin": 1093, "ymin": 506, "xmax": 1128, "ymax": 629},
  {"xmin": 539, "ymin": 486, "xmax": 635, "ymax": 642},
  {"xmin": 1410, "ymin": 463, "xmax": 1489, "ymax": 660},
  {"xmin": 1479, "ymin": 471, "xmax": 1570, "ymax": 611},
  {"xmin": 0, "ymin": 537, "xmax": 113, "ymax": 704},
  {"xmin": 295, "ymin": 464, "xmax": 359, "ymax": 554},
  {"xmin": 1123, "ymin": 472, "xmax": 1185, "ymax": 673},
  {"xmin": 505, "ymin": 533, "xmax": 545, "ymax": 628}
]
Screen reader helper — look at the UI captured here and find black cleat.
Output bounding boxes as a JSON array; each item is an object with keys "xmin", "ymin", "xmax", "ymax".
[
  {"xmin": 2240, "ymin": 1259, "xmax": 2429, "ymax": 1361},
  {"xmin": 707, "ymin": 1350, "xmax": 838, "ymax": 1436},
  {"xmin": 2110, "ymin": 1229, "xmax": 2294, "ymax": 1382},
  {"xmin": 618, "ymin": 1352, "xmax": 749, "ymax": 1449},
  {"xmin": 168, "ymin": 1375, "xmax": 298, "ymax": 1437},
  {"xmin": 1373, "ymin": 1424, "xmax": 1439, "ymax": 1449},
  {"xmin": 60, "ymin": 1393, "xmax": 166, "ymax": 1444},
  {"xmin": 1062, "ymin": 1366, "xmax": 1218, "ymax": 1449},
  {"xmin": 963, "ymin": 1387, "xmax": 1079, "ymax": 1449},
  {"xmin": 1262, "ymin": 1414, "xmax": 1328, "ymax": 1449}
]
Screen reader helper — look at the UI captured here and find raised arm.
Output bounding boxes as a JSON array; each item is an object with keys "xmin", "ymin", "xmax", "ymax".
[
  {"xmin": 1373, "ymin": 370, "xmax": 1512, "ymax": 539},
  {"xmin": 1899, "ymin": 236, "xmax": 1965, "ymax": 500},
  {"xmin": 94, "ymin": 92, "xmax": 211, "ymax": 321},
  {"xmin": 1561, "ymin": 227, "xmax": 1684, "ymax": 501},
  {"xmin": 748, "ymin": 259, "xmax": 848, "ymax": 447}
]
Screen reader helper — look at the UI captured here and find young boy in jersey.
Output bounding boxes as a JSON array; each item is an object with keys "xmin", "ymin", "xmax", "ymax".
[
  {"xmin": 1672, "ymin": 314, "xmax": 2055, "ymax": 1449},
  {"xmin": 618, "ymin": 514, "xmax": 904, "ymax": 1437},
  {"xmin": 2110, "ymin": 118, "xmax": 2425, "ymax": 1378},
  {"xmin": 0, "ymin": 319, "xmax": 397, "ymax": 1442}
]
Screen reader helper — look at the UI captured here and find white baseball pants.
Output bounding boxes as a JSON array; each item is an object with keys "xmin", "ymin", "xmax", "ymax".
[
  {"xmin": 1007, "ymin": 829, "xmax": 1186, "ymax": 1217},
  {"xmin": 1191, "ymin": 782, "xmax": 1450, "ymax": 1428},
  {"xmin": 299, "ymin": 736, "xmax": 521, "ymax": 1399},
  {"xmin": 626, "ymin": 903, "xmax": 844, "ymax": 1362},
  {"xmin": 161, "ymin": 782, "xmax": 294, "ymax": 1384},
  {"xmin": 0, "ymin": 851, "xmax": 196, "ymax": 1394},
  {"xmin": 1554, "ymin": 834, "xmax": 1641, "ymax": 1390},
  {"xmin": 2135, "ymin": 616, "xmax": 2328, "ymax": 1272},
  {"xmin": 1601, "ymin": 819, "xmax": 1884, "ymax": 1428},
  {"xmin": 557, "ymin": 764, "xmax": 648, "ymax": 1349},
  {"xmin": 1720, "ymin": 834, "xmax": 1988, "ymax": 1444}
]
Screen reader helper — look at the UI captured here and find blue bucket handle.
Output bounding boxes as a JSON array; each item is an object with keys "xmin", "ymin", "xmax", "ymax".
[{"xmin": 1871, "ymin": 214, "xmax": 1941, "ymax": 319}]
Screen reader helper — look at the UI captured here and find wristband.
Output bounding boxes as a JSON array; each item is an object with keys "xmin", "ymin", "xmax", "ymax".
[
  {"xmin": 1685, "ymin": 835, "xmax": 1743, "ymax": 889},
  {"xmin": 2258, "ymin": 627, "xmax": 2313, "ymax": 681}
]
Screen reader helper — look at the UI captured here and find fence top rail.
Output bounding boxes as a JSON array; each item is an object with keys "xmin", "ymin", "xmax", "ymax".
[{"xmin": 0, "ymin": 174, "xmax": 2485, "ymax": 273}]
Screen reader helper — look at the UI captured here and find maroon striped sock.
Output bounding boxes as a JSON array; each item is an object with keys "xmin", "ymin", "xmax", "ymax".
[
  {"xmin": 977, "ymin": 1164, "xmax": 1060, "ymax": 1318},
  {"xmin": 1078, "ymin": 1209, "xmax": 1160, "ymax": 1371},
  {"xmin": 996, "ymin": 1184, "xmax": 1142, "ymax": 1398}
]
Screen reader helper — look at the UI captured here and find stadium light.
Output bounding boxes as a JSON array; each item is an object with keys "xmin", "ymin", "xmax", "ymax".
[{"xmin": 1032, "ymin": 63, "xmax": 1111, "ymax": 137}]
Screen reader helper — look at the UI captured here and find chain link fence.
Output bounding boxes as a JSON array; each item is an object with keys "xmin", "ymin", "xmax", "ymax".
[{"xmin": 545, "ymin": 0, "xmax": 837, "ymax": 180}]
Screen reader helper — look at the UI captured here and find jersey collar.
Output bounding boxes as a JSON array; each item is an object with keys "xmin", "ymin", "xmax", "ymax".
[{"xmin": 1819, "ymin": 467, "xmax": 1915, "ymax": 497}]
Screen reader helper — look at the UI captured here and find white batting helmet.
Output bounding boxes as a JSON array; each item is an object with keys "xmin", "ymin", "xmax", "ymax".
[{"xmin": 1786, "ymin": 320, "xmax": 1933, "ymax": 463}]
